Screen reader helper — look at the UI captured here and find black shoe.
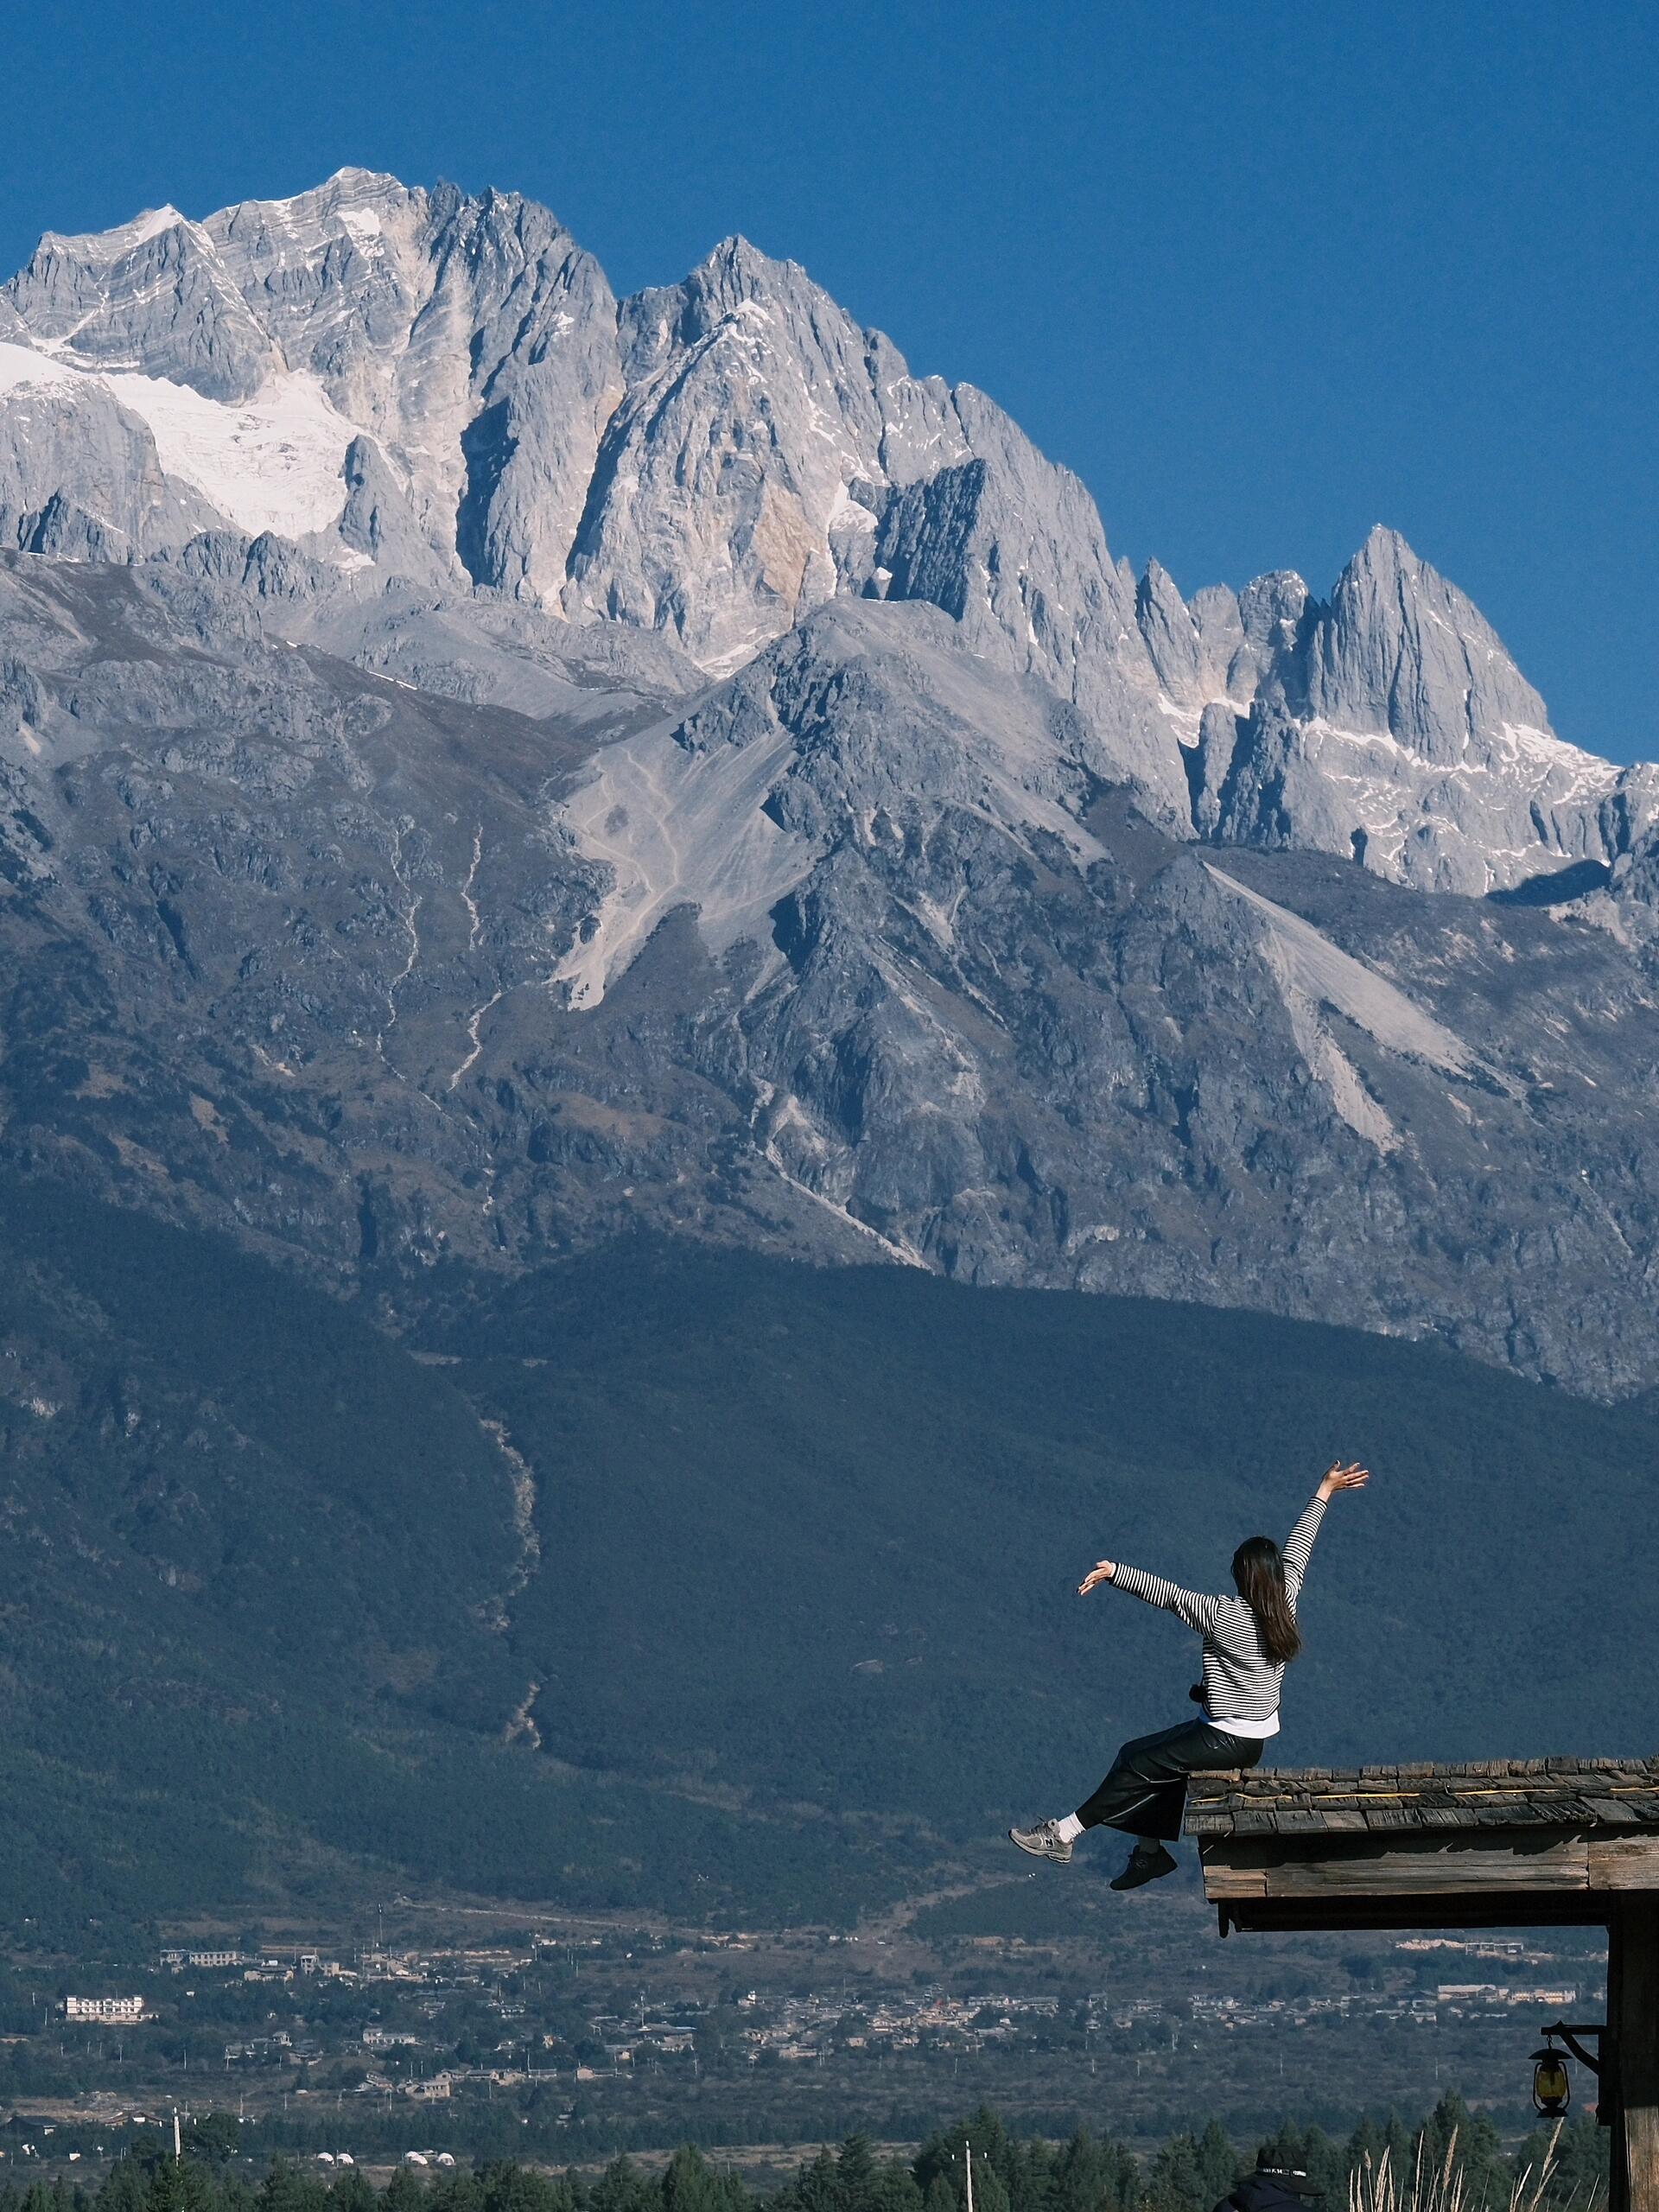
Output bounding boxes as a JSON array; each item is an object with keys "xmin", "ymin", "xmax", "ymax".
[{"xmin": 1109, "ymin": 1841, "xmax": 1178, "ymax": 1890}]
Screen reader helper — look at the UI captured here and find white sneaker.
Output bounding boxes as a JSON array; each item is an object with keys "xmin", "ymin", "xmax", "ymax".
[{"xmin": 1008, "ymin": 1819, "xmax": 1074, "ymax": 1865}]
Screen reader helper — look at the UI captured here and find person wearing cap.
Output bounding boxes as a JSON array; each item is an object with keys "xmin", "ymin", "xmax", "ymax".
[{"xmin": 1215, "ymin": 2153, "xmax": 1327, "ymax": 2212}]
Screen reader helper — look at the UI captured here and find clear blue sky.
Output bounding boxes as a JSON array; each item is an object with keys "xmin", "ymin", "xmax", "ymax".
[{"xmin": 3, "ymin": 2, "xmax": 1654, "ymax": 760}]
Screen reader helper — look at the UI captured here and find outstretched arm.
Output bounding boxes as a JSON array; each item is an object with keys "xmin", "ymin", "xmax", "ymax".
[
  {"xmin": 1285, "ymin": 1460, "xmax": 1369, "ymax": 1601},
  {"xmin": 1078, "ymin": 1557, "xmax": 1218, "ymax": 1636}
]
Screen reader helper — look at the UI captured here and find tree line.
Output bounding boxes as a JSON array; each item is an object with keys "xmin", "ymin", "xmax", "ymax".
[{"xmin": 0, "ymin": 2094, "xmax": 1607, "ymax": 2212}]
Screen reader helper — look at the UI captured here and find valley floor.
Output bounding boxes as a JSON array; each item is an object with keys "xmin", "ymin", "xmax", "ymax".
[{"xmin": 2, "ymin": 1882, "xmax": 1607, "ymax": 2162}]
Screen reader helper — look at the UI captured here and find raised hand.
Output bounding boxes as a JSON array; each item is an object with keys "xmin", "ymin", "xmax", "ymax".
[
  {"xmin": 1078, "ymin": 1560, "xmax": 1116, "ymax": 1595},
  {"xmin": 1319, "ymin": 1460, "xmax": 1370, "ymax": 1497}
]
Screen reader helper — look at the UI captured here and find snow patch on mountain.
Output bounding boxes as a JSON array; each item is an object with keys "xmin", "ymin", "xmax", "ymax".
[
  {"xmin": 0, "ymin": 340, "xmax": 358, "ymax": 540},
  {"xmin": 0, "ymin": 342, "xmax": 78, "ymax": 399},
  {"xmin": 99, "ymin": 369, "xmax": 356, "ymax": 538}
]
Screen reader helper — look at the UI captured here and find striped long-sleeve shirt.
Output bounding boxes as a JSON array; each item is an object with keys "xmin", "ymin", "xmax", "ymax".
[{"xmin": 1106, "ymin": 1493, "xmax": 1327, "ymax": 1738}]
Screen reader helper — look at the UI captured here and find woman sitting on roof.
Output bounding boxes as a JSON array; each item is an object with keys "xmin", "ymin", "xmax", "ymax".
[{"xmin": 1010, "ymin": 1460, "xmax": 1370, "ymax": 1890}]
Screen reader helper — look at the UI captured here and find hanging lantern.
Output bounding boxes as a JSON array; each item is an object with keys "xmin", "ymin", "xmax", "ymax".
[{"xmin": 1531, "ymin": 2044, "xmax": 1572, "ymax": 2117}]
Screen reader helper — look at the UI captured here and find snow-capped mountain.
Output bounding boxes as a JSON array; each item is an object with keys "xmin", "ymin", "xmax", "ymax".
[
  {"xmin": 3, "ymin": 172, "xmax": 1659, "ymax": 1402},
  {"xmin": 0, "ymin": 171, "xmax": 1183, "ymax": 818},
  {"xmin": 1160, "ymin": 526, "xmax": 1655, "ymax": 895},
  {"xmin": 3, "ymin": 168, "xmax": 1649, "ymax": 884},
  {"xmin": 0, "ymin": 172, "xmax": 616, "ymax": 590}
]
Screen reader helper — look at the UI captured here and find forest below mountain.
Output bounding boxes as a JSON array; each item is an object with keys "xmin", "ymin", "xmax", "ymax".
[{"xmin": 0, "ymin": 2097, "xmax": 1608, "ymax": 2212}]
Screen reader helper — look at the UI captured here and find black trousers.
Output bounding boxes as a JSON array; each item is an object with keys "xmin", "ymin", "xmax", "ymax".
[{"xmin": 1074, "ymin": 1719, "xmax": 1263, "ymax": 1842}]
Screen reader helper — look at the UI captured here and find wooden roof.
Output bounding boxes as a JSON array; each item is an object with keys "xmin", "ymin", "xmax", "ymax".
[{"xmin": 1186, "ymin": 1758, "xmax": 1659, "ymax": 1840}]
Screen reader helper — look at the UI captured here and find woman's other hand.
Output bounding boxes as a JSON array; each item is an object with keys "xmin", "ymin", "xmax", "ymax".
[
  {"xmin": 1078, "ymin": 1560, "xmax": 1116, "ymax": 1595},
  {"xmin": 1319, "ymin": 1461, "xmax": 1370, "ymax": 1499}
]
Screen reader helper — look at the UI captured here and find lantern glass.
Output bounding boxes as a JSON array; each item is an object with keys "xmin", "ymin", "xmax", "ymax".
[{"xmin": 1532, "ymin": 2052, "xmax": 1571, "ymax": 2117}]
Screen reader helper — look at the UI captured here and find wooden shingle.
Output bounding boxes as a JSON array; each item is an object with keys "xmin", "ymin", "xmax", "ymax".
[{"xmin": 1185, "ymin": 1756, "xmax": 1659, "ymax": 1840}]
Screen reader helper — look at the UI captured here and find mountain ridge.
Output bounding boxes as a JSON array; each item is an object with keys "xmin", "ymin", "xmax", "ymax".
[
  {"xmin": 1, "ymin": 175, "xmax": 1658, "ymax": 1398},
  {"xmin": 2, "ymin": 168, "xmax": 1651, "ymax": 887},
  {"xmin": 3, "ymin": 550, "xmax": 1656, "ymax": 1395}
]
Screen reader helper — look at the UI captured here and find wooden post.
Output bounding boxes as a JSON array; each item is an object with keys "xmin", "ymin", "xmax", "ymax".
[
  {"xmin": 1614, "ymin": 1897, "xmax": 1659, "ymax": 2212},
  {"xmin": 1610, "ymin": 1916, "xmax": 1628, "ymax": 2212}
]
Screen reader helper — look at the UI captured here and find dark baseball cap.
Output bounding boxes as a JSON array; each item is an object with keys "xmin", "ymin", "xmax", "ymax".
[{"xmin": 1255, "ymin": 2157, "xmax": 1325, "ymax": 2198}]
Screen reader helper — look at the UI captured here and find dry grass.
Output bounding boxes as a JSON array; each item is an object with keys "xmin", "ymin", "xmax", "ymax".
[{"xmin": 1347, "ymin": 2123, "xmax": 1602, "ymax": 2212}]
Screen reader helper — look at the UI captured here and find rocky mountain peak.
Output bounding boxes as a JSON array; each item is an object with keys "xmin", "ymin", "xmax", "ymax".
[
  {"xmin": 0, "ymin": 172, "xmax": 1650, "ymax": 886},
  {"xmin": 611, "ymin": 229, "xmax": 881, "ymax": 423},
  {"xmin": 1305, "ymin": 523, "xmax": 1551, "ymax": 762},
  {"xmin": 1134, "ymin": 561, "xmax": 1312, "ymax": 750},
  {"xmin": 1187, "ymin": 524, "xmax": 1646, "ymax": 892},
  {"xmin": 574, "ymin": 225, "xmax": 1185, "ymax": 812},
  {"xmin": 1134, "ymin": 558, "xmax": 1213, "ymax": 715},
  {"xmin": 2, "ymin": 152, "xmax": 1659, "ymax": 1408},
  {"xmin": 8, "ymin": 200, "xmax": 280, "ymax": 404},
  {"xmin": 690, "ymin": 232, "xmax": 802, "ymax": 296},
  {"xmin": 35, "ymin": 201, "xmax": 192, "ymax": 257},
  {"xmin": 1236, "ymin": 567, "xmax": 1310, "ymax": 644},
  {"xmin": 216, "ymin": 163, "xmax": 414, "ymax": 231}
]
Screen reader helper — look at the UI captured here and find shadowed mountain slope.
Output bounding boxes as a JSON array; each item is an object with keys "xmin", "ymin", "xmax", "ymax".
[{"xmin": 3, "ymin": 1178, "xmax": 1651, "ymax": 1929}]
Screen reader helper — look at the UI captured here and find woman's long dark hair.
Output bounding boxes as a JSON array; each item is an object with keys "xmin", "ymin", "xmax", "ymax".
[{"xmin": 1232, "ymin": 1535, "xmax": 1302, "ymax": 1663}]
